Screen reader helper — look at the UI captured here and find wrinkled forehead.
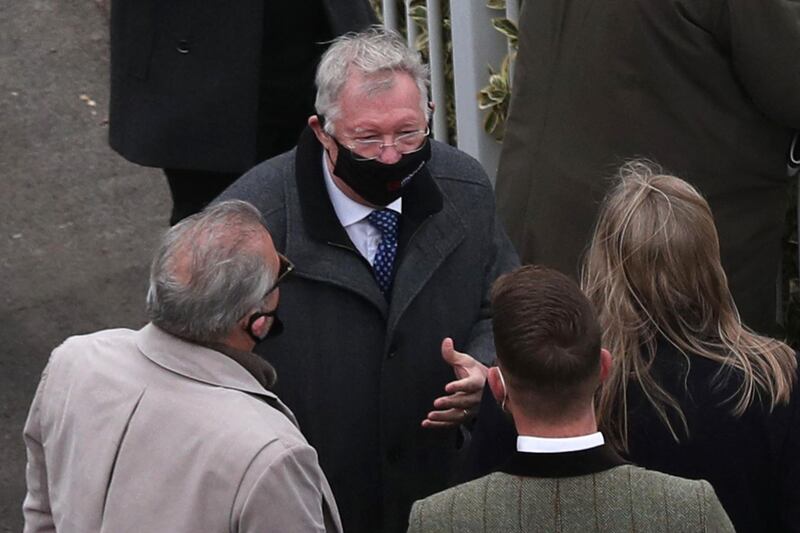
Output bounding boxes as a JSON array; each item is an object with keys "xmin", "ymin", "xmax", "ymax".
[{"xmin": 335, "ymin": 70, "xmax": 425, "ymax": 128}]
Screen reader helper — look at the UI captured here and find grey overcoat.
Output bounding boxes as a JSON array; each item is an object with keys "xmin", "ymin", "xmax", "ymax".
[{"xmin": 218, "ymin": 128, "xmax": 519, "ymax": 532}]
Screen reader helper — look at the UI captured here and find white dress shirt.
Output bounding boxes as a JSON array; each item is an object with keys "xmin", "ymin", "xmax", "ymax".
[
  {"xmin": 516, "ymin": 432, "xmax": 605, "ymax": 454},
  {"xmin": 322, "ymin": 152, "xmax": 402, "ymax": 265}
]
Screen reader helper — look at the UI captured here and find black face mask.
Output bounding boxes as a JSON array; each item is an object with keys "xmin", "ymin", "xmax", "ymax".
[{"xmin": 330, "ymin": 138, "xmax": 432, "ymax": 206}]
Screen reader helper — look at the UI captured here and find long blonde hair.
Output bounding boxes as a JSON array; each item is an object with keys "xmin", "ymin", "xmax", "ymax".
[{"xmin": 581, "ymin": 161, "xmax": 796, "ymax": 451}]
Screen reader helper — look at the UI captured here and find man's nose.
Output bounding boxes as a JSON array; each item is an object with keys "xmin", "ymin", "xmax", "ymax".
[{"xmin": 377, "ymin": 144, "xmax": 402, "ymax": 164}]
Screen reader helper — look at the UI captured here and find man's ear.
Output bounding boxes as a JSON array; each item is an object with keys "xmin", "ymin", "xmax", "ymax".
[
  {"xmin": 241, "ymin": 313, "xmax": 267, "ymax": 338},
  {"xmin": 599, "ymin": 348, "xmax": 612, "ymax": 382},
  {"xmin": 487, "ymin": 366, "xmax": 506, "ymax": 405},
  {"xmin": 308, "ymin": 115, "xmax": 330, "ymax": 145}
]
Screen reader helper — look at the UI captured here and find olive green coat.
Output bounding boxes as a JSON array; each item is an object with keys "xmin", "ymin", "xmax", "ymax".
[
  {"xmin": 496, "ymin": 0, "xmax": 800, "ymax": 334},
  {"xmin": 408, "ymin": 466, "xmax": 734, "ymax": 533}
]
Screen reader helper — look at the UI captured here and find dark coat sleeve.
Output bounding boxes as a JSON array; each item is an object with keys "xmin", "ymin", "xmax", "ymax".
[
  {"xmin": 722, "ymin": 0, "xmax": 800, "ymax": 126},
  {"xmin": 769, "ymin": 354, "xmax": 800, "ymax": 531}
]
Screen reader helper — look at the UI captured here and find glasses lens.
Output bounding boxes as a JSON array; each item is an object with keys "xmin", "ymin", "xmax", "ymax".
[
  {"xmin": 395, "ymin": 130, "xmax": 428, "ymax": 153},
  {"xmin": 349, "ymin": 127, "xmax": 429, "ymax": 161},
  {"xmin": 351, "ymin": 140, "xmax": 383, "ymax": 160}
]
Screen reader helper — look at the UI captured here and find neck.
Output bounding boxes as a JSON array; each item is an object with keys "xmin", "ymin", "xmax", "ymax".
[
  {"xmin": 512, "ymin": 404, "xmax": 599, "ymax": 439},
  {"xmin": 221, "ymin": 331, "xmax": 255, "ymax": 354}
]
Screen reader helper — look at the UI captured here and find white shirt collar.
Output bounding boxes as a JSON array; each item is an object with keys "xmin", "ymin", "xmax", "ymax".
[
  {"xmin": 516, "ymin": 432, "xmax": 605, "ymax": 454},
  {"xmin": 321, "ymin": 151, "xmax": 402, "ymax": 228}
]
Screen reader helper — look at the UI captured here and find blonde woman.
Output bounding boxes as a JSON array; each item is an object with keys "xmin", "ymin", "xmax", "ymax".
[{"xmin": 582, "ymin": 161, "xmax": 800, "ymax": 533}]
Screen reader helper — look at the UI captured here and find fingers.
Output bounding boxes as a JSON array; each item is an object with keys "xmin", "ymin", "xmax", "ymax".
[
  {"xmin": 421, "ymin": 407, "xmax": 472, "ymax": 429},
  {"xmin": 421, "ymin": 419, "xmax": 458, "ymax": 429},
  {"xmin": 444, "ymin": 374, "xmax": 484, "ymax": 395},
  {"xmin": 432, "ymin": 392, "xmax": 479, "ymax": 411},
  {"xmin": 424, "ymin": 338, "xmax": 488, "ymax": 430},
  {"xmin": 444, "ymin": 360, "xmax": 488, "ymax": 394}
]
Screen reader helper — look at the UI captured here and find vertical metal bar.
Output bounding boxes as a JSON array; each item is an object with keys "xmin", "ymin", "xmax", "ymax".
[
  {"xmin": 505, "ymin": 0, "xmax": 521, "ymax": 29},
  {"xmin": 505, "ymin": 0, "xmax": 521, "ymax": 81},
  {"xmin": 405, "ymin": 0, "xmax": 418, "ymax": 50},
  {"xmin": 383, "ymin": 0, "xmax": 400, "ymax": 31},
  {"xmin": 450, "ymin": 2, "xmax": 506, "ymax": 180},
  {"xmin": 426, "ymin": 0, "xmax": 447, "ymax": 141}
]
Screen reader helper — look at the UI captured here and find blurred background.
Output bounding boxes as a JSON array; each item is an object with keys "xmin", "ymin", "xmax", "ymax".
[
  {"xmin": 1, "ymin": 1, "xmax": 796, "ymax": 530},
  {"xmin": 0, "ymin": 1, "xmax": 167, "ymax": 529}
]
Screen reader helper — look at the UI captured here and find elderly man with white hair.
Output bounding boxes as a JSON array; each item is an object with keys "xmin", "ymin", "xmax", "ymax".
[
  {"xmin": 219, "ymin": 26, "xmax": 518, "ymax": 533},
  {"xmin": 22, "ymin": 200, "xmax": 341, "ymax": 533}
]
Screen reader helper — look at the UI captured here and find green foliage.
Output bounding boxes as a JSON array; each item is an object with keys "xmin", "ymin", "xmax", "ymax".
[
  {"xmin": 477, "ymin": 54, "xmax": 512, "ymax": 140},
  {"xmin": 372, "ymin": 0, "xmax": 458, "ymax": 142},
  {"xmin": 477, "ymin": 1, "xmax": 519, "ymax": 142}
]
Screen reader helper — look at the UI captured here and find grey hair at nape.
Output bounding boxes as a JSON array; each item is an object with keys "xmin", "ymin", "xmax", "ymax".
[
  {"xmin": 314, "ymin": 25, "xmax": 431, "ymax": 134},
  {"xmin": 145, "ymin": 200, "xmax": 276, "ymax": 344}
]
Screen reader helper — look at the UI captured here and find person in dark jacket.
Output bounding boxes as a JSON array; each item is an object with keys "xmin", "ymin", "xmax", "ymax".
[
  {"xmin": 109, "ymin": 0, "xmax": 377, "ymax": 224},
  {"xmin": 495, "ymin": 0, "xmax": 800, "ymax": 335},
  {"xmin": 410, "ymin": 265, "xmax": 733, "ymax": 533},
  {"xmin": 218, "ymin": 27, "xmax": 519, "ymax": 533},
  {"xmin": 465, "ymin": 162, "xmax": 800, "ymax": 533}
]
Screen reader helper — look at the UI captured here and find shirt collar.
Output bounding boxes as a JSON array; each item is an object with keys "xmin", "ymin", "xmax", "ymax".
[
  {"xmin": 517, "ymin": 432, "xmax": 605, "ymax": 454},
  {"xmin": 321, "ymin": 150, "xmax": 402, "ymax": 228}
]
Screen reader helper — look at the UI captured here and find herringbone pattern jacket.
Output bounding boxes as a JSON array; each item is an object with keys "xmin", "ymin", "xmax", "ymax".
[{"xmin": 408, "ymin": 465, "xmax": 734, "ymax": 533}]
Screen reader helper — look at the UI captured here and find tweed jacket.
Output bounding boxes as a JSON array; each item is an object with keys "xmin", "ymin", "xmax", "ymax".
[
  {"xmin": 109, "ymin": 0, "xmax": 377, "ymax": 172},
  {"xmin": 495, "ymin": 0, "xmax": 800, "ymax": 334},
  {"xmin": 410, "ymin": 446, "xmax": 734, "ymax": 533},
  {"xmin": 22, "ymin": 324, "xmax": 341, "ymax": 533},
  {"xmin": 218, "ymin": 128, "xmax": 519, "ymax": 532},
  {"xmin": 463, "ymin": 343, "xmax": 800, "ymax": 532}
]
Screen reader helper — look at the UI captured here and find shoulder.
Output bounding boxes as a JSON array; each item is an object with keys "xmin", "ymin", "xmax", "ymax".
[
  {"xmin": 217, "ymin": 149, "xmax": 296, "ymax": 215},
  {"xmin": 428, "ymin": 140, "xmax": 492, "ymax": 191},
  {"xmin": 411, "ymin": 472, "xmax": 508, "ymax": 519},
  {"xmin": 600, "ymin": 466, "xmax": 734, "ymax": 530},
  {"xmin": 202, "ymin": 389, "xmax": 310, "ymax": 451},
  {"xmin": 619, "ymin": 466, "xmax": 727, "ymax": 511},
  {"xmin": 49, "ymin": 328, "xmax": 138, "ymax": 370}
]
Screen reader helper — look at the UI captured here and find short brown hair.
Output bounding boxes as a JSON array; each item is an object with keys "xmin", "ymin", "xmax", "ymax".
[{"xmin": 491, "ymin": 266, "xmax": 601, "ymax": 418}]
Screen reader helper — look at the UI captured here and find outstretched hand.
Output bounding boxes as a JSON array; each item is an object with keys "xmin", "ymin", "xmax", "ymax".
[{"xmin": 421, "ymin": 337, "xmax": 488, "ymax": 429}]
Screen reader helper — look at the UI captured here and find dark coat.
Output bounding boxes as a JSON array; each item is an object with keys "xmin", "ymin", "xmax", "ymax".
[
  {"xmin": 462, "ymin": 344, "xmax": 800, "ymax": 533},
  {"xmin": 218, "ymin": 129, "xmax": 519, "ymax": 533},
  {"xmin": 108, "ymin": 0, "xmax": 377, "ymax": 173},
  {"xmin": 495, "ymin": 0, "xmax": 800, "ymax": 334}
]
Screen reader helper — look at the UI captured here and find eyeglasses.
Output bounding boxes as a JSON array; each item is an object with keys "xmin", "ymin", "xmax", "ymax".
[
  {"xmin": 340, "ymin": 126, "xmax": 430, "ymax": 161},
  {"xmin": 265, "ymin": 253, "xmax": 294, "ymax": 296}
]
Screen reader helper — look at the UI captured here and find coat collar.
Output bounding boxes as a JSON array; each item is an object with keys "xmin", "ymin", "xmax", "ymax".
[
  {"xmin": 135, "ymin": 323, "xmax": 279, "ymax": 401},
  {"xmin": 499, "ymin": 443, "xmax": 628, "ymax": 478},
  {"xmin": 288, "ymin": 127, "xmax": 465, "ymax": 325}
]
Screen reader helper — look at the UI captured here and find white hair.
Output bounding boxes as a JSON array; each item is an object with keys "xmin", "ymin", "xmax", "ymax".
[
  {"xmin": 315, "ymin": 26, "xmax": 431, "ymax": 135},
  {"xmin": 146, "ymin": 200, "xmax": 276, "ymax": 344}
]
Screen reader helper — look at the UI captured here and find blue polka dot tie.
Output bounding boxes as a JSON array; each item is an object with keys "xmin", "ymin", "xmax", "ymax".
[{"xmin": 367, "ymin": 209, "xmax": 400, "ymax": 295}]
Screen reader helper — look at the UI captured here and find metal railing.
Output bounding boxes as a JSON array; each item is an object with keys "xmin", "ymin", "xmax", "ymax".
[{"xmin": 382, "ymin": 0, "xmax": 520, "ymax": 183}]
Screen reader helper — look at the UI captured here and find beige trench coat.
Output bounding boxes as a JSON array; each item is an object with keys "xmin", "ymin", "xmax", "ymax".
[{"xmin": 23, "ymin": 324, "xmax": 341, "ymax": 533}]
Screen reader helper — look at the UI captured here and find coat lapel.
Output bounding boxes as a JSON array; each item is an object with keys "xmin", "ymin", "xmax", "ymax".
[
  {"xmin": 286, "ymin": 128, "xmax": 388, "ymax": 316},
  {"xmin": 388, "ymin": 191, "xmax": 465, "ymax": 339},
  {"xmin": 286, "ymin": 128, "xmax": 466, "ymax": 327}
]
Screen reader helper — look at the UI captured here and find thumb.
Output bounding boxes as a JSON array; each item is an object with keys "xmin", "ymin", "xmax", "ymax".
[{"xmin": 440, "ymin": 337, "xmax": 467, "ymax": 367}]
